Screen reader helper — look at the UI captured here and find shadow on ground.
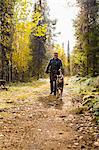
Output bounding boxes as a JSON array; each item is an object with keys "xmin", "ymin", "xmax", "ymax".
[{"xmin": 38, "ymin": 95, "xmax": 64, "ymax": 110}]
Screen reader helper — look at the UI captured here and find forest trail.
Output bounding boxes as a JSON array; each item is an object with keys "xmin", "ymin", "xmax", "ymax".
[{"xmin": 0, "ymin": 79, "xmax": 98, "ymax": 150}]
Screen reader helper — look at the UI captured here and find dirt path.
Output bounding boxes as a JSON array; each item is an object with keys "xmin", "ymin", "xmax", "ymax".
[{"xmin": 0, "ymin": 80, "xmax": 98, "ymax": 150}]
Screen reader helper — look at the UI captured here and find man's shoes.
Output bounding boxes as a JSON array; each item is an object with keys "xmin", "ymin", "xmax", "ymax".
[
  {"xmin": 50, "ymin": 91, "xmax": 56, "ymax": 95},
  {"xmin": 50, "ymin": 92, "xmax": 53, "ymax": 95},
  {"xmin": 54, "ymin": 91, "xmax": 56, "ymax": 96},
  {"xmin": 54, "ymin": 92, "xmax": 56, "ymax": 96}
]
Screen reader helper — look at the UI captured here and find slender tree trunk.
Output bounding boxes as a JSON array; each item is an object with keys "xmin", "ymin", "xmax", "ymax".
[
  {"xmin": 10, "ymin": 52, "xmax": 13, "ymax": 82},
  {"xmin": 67, "ymin": 41, "xmax": 70, "ymax": 75},
  {"xmin": 1, "ymin": 48, "xmax": 5, "ymax": 80},
  {"xmin": 6, "ymin": 60, "xmax": 9, "ymax": 82}
]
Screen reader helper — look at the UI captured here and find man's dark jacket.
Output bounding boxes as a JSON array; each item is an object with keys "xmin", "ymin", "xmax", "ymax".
[{"xmin": 46, "ymin": 58, "xmax": 62, "ymax": 75}]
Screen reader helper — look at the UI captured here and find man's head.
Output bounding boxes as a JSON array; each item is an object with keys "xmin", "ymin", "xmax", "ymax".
[{"xmin": 54, "ymin": 52, "xmax": 58, "ymax": 59}]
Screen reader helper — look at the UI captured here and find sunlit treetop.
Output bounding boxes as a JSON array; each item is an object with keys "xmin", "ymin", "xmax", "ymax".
[{"xmin": 31, "ymin": 2, "xmax": 48, "ymax": 37}]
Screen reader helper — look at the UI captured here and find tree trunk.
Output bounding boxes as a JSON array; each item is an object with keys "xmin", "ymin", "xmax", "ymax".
[
  {"xmin": 1, "ymin": 48, "xmax": 5, "ymax": 80},
  {"xmin": 10, "ymin": 52, "xmax": 13, "ymax": 82}
]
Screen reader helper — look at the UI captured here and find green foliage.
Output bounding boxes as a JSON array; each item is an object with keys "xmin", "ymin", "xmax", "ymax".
[
  {"xmin": 0, "ymin": 0, "xmax": 15, "ymax": 48},
  {"xmin": 71, "ymin": 47, "xmax": 87, "ymax": 76},
  {"xmin": 30, "ymin": 0, "xmax": 52, "ymax": 79},
  {"xmin": 0, "ymin": 0, "xmax": 15, "ymax": 81},
  {"xmin": 31, "ymin": 6, "xmax": 48, "ymax": 37},
  {"xmin": 72, "ymin": 0, "xmax": 99, "ymax": 77},
  {"xmin": 83, "ymin": 96, "xmax": 99, "ymax": 124},
  {"xmin": 0, "ymin": 0, "xmax": 55, "ymax": 82},
  {"xmin": 14, "ymin": 0, "xmax": 34, "ymax": 23},
  {"xmin": 69, "ymin": 76, "xmax": 99, "ymax": 123}
]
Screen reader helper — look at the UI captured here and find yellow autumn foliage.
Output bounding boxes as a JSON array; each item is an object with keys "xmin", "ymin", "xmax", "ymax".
[
  {"xmin": 32, "ymin": 6, "xmax": 48, "ymax": 37},
  {"xmin": 12, "ymin": 22, "xmax": 33, "ymax": 72}
]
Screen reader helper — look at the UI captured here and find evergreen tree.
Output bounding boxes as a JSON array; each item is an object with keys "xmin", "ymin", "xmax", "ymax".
[
  {"xmin": 0, "ymin": 0, "xmax": 15, "ymax": 81},
  {"xmin": 30, "ymin": 0, "xmax": 52, "ymax": 79},
  {"xmin": 72, "ymin": 0, "xmax": 99, "ymax": 76}
]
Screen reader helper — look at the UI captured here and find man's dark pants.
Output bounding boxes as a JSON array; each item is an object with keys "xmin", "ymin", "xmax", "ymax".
[{"xmin": 50, "ymin": 72, "xmax": 57, "ymax": 95}]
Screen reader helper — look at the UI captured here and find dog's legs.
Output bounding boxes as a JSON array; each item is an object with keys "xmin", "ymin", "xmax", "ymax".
[
  {"xmin": 60, "ymin": 89, "xmax": 63, "ymax": 100},
  {"xmin": 56, "ymin": 89, "xmax": 59, "ymax": 99},
  {"xmin": 60, "ymin": 92, "xmax": 62, "ymax": 100}
]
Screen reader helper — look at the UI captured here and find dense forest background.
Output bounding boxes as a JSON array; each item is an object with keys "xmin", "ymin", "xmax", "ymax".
[
  {"xmin": 0, "ymin": 0, "xmax": 99, "ymax": 82},
  {"xmin": 71, "ymin": 0, "xmax": 99, "ymax": 77}
]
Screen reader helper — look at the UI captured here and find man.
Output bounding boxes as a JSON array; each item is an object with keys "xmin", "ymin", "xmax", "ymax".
[{"xmin": 46, "ymin": 52, "xmax": 63, "ymax": 95}]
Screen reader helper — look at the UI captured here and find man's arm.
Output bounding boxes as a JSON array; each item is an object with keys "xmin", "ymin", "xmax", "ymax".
[{"xmin": 45, "ymin": 60, "xmax": 51, "ymax": 74}]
